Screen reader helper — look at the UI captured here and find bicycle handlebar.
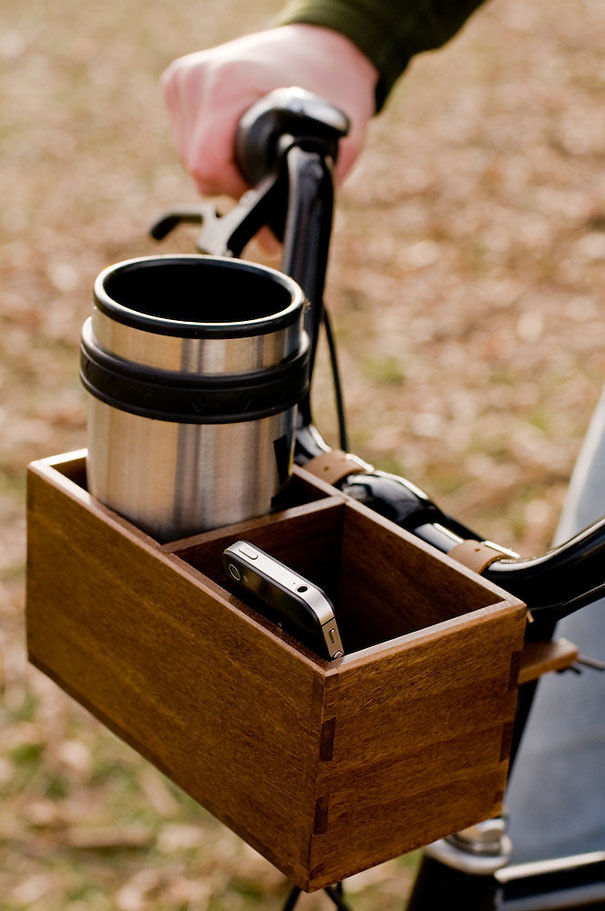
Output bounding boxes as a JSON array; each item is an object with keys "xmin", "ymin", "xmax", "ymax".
[
  {"xmin": 153, "ymin": 87, "xmax": 605, "ymax": 633},
  {"xmin": 296, "ymin": 424, "xmax": 605, "ymax": 629},
  {"xmin": 235, "ymin": 86, "xmax": 349, "ymax": 187}
]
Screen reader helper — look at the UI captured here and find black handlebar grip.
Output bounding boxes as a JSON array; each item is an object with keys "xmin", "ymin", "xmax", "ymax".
[{"xmin": 235, "ymin": 86, "xmax": 350, "ymax": 186}]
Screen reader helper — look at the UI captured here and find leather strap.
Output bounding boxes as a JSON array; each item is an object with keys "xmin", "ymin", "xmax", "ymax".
[
  {"xmin": 304, "ymin": 449, "xmax": 370, "ymax": 487},
  {"xmin": 448, "ymin": 540, "xmax": 507, "ymax": 574}
]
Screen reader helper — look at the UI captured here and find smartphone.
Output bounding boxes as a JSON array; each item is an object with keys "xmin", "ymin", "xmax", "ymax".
[{"xmin": 222, "ymin": 540, "xmax": 344, "ymax": 659}]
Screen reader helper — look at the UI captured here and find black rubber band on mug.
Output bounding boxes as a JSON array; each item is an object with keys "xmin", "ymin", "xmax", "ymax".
[{"xmin": 80, "ymin": 321, "xmax": 310, "ymax": 424}]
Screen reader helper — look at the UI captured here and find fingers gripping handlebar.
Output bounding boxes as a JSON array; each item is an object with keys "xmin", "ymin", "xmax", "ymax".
[
  {"xmin": 235, "ymin": 86, "xmax": 349, "ymax": 186},
  {"xmin": 152, "ymin": 86, "xmax": 348, "ymax": 277}
]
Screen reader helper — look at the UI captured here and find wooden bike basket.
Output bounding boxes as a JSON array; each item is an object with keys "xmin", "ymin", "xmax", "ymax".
[{"xmin": 26, "ymin": 450, "xmax": 530, "ymax": 891}]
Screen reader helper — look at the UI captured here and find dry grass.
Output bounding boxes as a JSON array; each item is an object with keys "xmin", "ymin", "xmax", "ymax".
[{"xmin": 1, "ymin": 0, "xmax": 604, "ymax": 907}]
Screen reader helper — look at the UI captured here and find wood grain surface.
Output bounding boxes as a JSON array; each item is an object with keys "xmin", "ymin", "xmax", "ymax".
[
  {"xmin": 27, "ymin": 456, "xmax": 325, "ymax": 886},
  {"xmin": 26, "ymin": 452, "xmax": 529, "ymax": 891},
  {"xmin": 518, "ymin": 638, "xmax": 579, "ymax": 683},
  {"xmin": 307, "ymin": 602, "xmax": 526, "ymax": 887}
]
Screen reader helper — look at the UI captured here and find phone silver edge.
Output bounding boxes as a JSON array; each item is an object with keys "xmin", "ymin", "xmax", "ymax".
[{"xmin": 223, "ymin": 540, "xmax": 344, "ymax": 659}]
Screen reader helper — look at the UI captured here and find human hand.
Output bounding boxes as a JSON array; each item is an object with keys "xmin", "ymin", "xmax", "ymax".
[{"xmin": 161, "ymin": 24, "xmax": 378, "ymax": 199}]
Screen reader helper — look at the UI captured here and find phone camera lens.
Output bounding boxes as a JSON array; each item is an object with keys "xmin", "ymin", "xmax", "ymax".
[
  {"xmin": 297, "ymin": 585, "xmax": 308, "ymax": 593},
  {"xmin": 228, "ymin": 563, "xmax": 242, "ymax": 581}
]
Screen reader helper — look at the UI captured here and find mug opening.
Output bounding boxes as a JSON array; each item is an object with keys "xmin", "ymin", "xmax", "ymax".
[{"xmin": 96, "ymin": 257, "xmax": 302, "ymax": 336}]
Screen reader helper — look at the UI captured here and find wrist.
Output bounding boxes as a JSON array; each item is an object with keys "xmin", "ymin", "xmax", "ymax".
[{"xmin": 269, "ymin": 23, "xmax": 379, "ymax": 113}]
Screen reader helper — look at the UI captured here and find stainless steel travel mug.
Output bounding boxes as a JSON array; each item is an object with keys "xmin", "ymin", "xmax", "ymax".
[{"xmin": 80, "ymin": 255, "xmax": 309, "ymax": 541}]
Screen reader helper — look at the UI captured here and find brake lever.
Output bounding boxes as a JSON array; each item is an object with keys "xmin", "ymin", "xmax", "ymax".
[{"xmin": 150, "ymin": 172, "xmax": 283, "ymax": 257}]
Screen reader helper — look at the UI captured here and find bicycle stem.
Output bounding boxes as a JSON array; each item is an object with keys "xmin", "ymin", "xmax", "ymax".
[{"xmin": 280, "ymin": 141, "xmax": 335, "ymax": 424}]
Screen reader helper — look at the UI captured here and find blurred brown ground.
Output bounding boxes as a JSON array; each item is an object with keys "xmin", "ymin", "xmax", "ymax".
[{"xmin": 1, "ymin": 0, "xmax": 604, "ymax": 908}]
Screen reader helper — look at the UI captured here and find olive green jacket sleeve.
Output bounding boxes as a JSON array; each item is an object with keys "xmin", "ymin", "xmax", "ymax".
[{"xmin": 274, "ymin": 0, "xmax": 489, "ymax": 107}]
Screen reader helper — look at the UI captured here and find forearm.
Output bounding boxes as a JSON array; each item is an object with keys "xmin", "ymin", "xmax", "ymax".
[{"xmin": 275, "ymin": 0, "xmax": 490, "ymax": 106}]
